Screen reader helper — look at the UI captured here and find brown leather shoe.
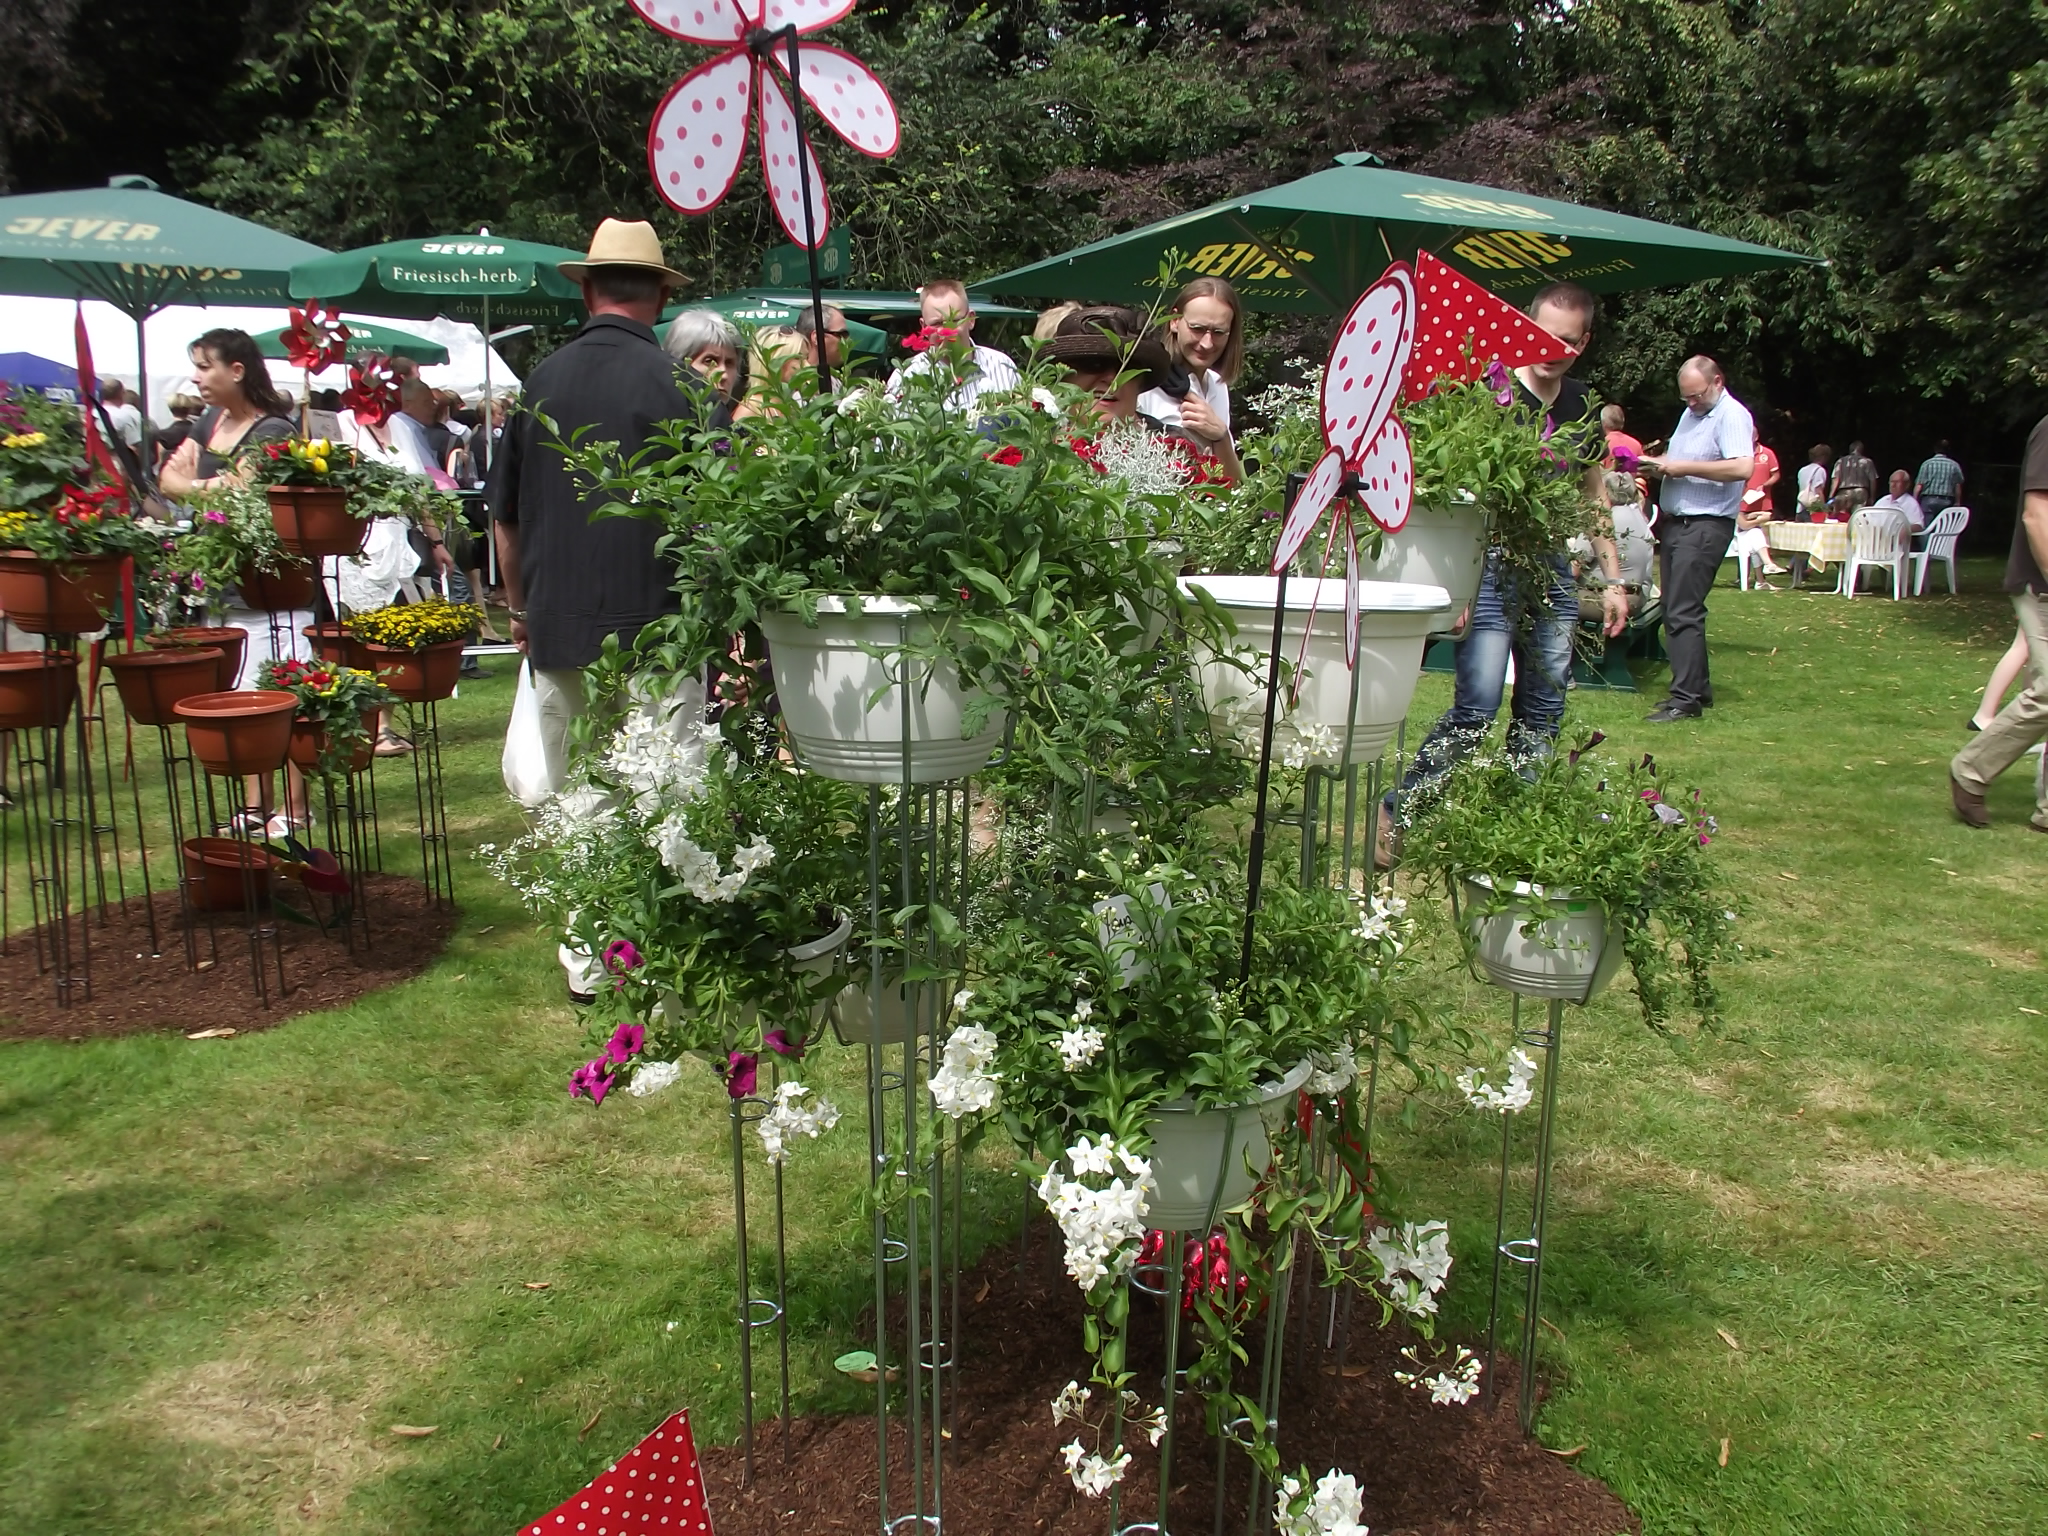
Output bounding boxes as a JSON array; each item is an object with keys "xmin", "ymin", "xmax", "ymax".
[{"xmin": 1950, "ymin": 775, "xmax": 1989, "ymax": 828}]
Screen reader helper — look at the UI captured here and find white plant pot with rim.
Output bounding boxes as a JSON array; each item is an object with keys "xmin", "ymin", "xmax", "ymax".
[
  {"xmin": 1142, "ymin": 1057, "xmax": 1316, "ymax": 1231},
  {"xmin": 759, "ymin": 597, "xmax": 1006, "ymax": 785},
  {"xmin": 828, "ymin": 972, "xmax": 934, "ymax": 1048},
  {"xmin": 1459, "ymin": 875, "xmax": 1625, "ymax": 1003},
  {"xmin": 1179, "ymin": 575, "xmax": 1451, "ymax": 766},
  {"xmin": 1367, "ymin": 500, "xmax": 1489, "ymax": 622}
]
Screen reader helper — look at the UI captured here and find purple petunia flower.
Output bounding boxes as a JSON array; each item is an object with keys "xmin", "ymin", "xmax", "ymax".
[
  {"xmin": 569, "ymin": 1058, "xmax": 616, "ymax": 1106},
  {"xmin": 763, "ymin": 1028, "xmax": 805, "ymax": 1060},
  {"xmin": 602, "ymin": 939, "xmax": 642, "ymax": 975},
  {"xmin": 604, "ymin": 1021, "xmax": 645, "ymax": 1065},
  {"xmin": 725, "ymin": 1051, "xmax": 758, "ymax": 1099}
]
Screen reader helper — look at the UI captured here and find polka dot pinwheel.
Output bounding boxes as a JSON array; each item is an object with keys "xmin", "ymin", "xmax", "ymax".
[{"xmin": 633, "ymin": 0, "xmax": 901, "ymax": 247}]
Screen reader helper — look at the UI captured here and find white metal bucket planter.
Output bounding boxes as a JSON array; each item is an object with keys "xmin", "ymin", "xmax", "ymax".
[
  {"xmin": 1459, "ymin": 875, "xmax": 1626, "ymax": 1004},
  {"xmin": 1141, "ymin": 1057, "xmax": 1315, "ymax": 1231}
]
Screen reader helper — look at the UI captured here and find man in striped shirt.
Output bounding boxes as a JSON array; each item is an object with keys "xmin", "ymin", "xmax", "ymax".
[
  {"xmin": 1915, "ymin": 440, "xmax": 1965, "ymax": 516},
  {"xmin": 887, "ymin": 277, "xmax": 1020, "ymax": 417}
]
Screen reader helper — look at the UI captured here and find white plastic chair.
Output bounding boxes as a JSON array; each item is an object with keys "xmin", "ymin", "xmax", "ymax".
[
  {"xmin": 1910, "ymin": 505, "xmax": 1970, "ymax": 595},
  {"xmin": 1842, "ymin": 508, "xmax": 1909, "ymax": 599}
]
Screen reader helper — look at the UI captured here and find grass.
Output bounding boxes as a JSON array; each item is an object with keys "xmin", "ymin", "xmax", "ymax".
[{"xmin": 2, "ymin": 563, "xmax": 2045, "ymax": 1534}]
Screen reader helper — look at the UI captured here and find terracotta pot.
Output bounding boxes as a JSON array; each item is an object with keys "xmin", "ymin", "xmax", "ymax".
[
  {"xmin": 0, "ymin": 649, "xmax": 80, "ymax": 730},
  {"xmin": 181, "ymin": 836, "xmax": 277, "ymax": 913},
  {"xmin": 267, "ymin": 484, "xmax": 366, "ymax": 558},
  {"xmin": 0, "ymin": 551, "xmax": 124, "ymax": 635},
  {"xmin": 359, "ymin": 639, "xmax": 463, "ymax": 703},
  {"xmin": 236, "ymin": 558, "xmax": 318, "ymax": 612},
  {"xmin": 173, "ymin": 688, "xmax": 298, "ymax": 775},
  {"xmin": 288, "ymin": 709, "xmax": 379, "ymax": 774},
  {"xmin": 301, "ymin": 622, "xmax": 366, "ymax": 669},
  {"xmin": 146, "ymin": 626, "xmax": 247, "ymax": 691},
  {"xmin": 107, "ymin": 646, "xmax": 225, "ymax": 727}
]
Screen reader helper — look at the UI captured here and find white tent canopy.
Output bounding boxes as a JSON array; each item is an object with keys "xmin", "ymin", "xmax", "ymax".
[{"xmin": 0, "ymin": 296, "xmax": 521, "ymax": 423}]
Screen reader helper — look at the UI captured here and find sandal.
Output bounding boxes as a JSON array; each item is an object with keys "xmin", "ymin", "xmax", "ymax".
[{"xmin": 373, "ymin": 730, "xmax": 415, "ymax": 757}]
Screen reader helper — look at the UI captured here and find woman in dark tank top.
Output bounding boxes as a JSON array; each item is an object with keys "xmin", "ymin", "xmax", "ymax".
[{"xmin": 157, "ymin": 328, "xmax": 298, "ymax": 498}]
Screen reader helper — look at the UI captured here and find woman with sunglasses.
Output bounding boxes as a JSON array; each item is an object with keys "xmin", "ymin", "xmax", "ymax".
[{"xmin": 1139, "ymin": 276, "xmax": 1245, "ymax": 482}]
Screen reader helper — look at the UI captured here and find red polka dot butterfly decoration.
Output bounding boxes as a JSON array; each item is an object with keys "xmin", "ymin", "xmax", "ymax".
[
  {"xmin": 520, "ymin": 1409, "xmax": 715, "ymax": 1536},
  {"xmin": 633, "ymin": 0, "xmax": 901, "ymax": 248},
  {"xmin": 1271, "ymin": 251, "xmax": 1575, "ymax": 663}
]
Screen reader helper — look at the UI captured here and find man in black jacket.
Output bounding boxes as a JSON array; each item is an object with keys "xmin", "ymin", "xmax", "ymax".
[{"xmin": 490, "ymin": 218, "xmax": 695, "ymax": 793}]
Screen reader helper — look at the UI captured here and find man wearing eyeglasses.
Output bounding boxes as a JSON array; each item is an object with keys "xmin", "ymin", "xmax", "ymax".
[
  {"xmin": 886, "ymin": 277, "xmax": 1020, "ymax": 417},
  {"xmin": 1640, "ymin": 356, "xmax": 1754, "ymax": 723},
  {"xmin": 795, "ymin": 303, "xmax": 851, "ymax": 383}
]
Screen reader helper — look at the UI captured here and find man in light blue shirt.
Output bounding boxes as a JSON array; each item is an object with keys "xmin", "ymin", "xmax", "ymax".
[{"xmin": 1642, "ymin": 356, "xmax": 1754, "ymax": 721}]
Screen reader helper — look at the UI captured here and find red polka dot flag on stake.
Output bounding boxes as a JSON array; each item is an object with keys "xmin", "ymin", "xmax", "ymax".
[
  {"xmin": 519, "ymin": 1410, "xmax": 715, "ymax": 1536},
  {"xmin": 1401, "ymin": 250, "xmax": 1576, "ymax": 401}
]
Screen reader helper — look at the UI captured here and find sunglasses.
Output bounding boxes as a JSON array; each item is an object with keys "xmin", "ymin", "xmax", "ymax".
[{"xmin": 824, "ymin": 328, "xmax": 851, "ymax": 339}]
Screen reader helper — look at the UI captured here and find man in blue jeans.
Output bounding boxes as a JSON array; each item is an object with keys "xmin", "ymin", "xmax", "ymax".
[{"xmin": 1378, "ymin": 283, "xmax": 1629, "ymax": 859}]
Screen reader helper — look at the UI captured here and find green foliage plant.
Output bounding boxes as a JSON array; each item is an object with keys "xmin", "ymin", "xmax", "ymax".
[
  {"xmin": 1399, "ymin": 725, "xmax": 1735, "ymax": 1029},
  {"xmin": 253, "ymin": 656, "xmax": 394, "ymax": 780}
]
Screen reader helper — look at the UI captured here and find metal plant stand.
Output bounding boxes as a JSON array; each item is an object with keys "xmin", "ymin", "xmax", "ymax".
[{"xmin": 1483, "ymin": 992, "xmax": 1564, "ymax": 1434}]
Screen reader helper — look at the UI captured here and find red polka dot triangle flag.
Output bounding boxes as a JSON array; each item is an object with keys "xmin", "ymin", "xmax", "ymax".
[
  {"xmin": 1401, "ymin": 250, "xmax": 1575, "ymax": 401},
  {"xmin": 634, "ymin": 0, "xmax": 900, "ymax": 248},
  {"xmin": 519, "ymin": 1410, "xmax": 715, "ymax": 1536}
]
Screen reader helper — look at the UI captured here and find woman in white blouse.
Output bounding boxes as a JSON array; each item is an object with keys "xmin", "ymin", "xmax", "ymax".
[{"xmin": 1137, "ymin": 277, "xmax": 1246, "ymax": 481}]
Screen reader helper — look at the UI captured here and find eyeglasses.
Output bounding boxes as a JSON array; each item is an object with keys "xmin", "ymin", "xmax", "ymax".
[
  {"xmin": 824, "ymin": 328, "xmax": 851, "ymax": 339},
  {"xmin": 1179, "ymin": 322, "xmax": 1232, "ymax": 340}
]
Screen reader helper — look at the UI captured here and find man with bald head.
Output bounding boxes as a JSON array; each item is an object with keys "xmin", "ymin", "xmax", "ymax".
[{"xmin": 1642, "ymin": 356, "xmax": 1754, "ymax": 722}]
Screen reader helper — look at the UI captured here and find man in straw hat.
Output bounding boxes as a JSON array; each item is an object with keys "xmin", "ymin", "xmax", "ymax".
[{"xmin": 489, "ymin": 217, "xmax": 697, "ymax": 999}]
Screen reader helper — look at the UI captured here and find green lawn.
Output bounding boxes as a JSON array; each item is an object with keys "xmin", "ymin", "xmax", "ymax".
[{"xmin": 2, "ymin": 565, "xmax": 2044, "ymax": 1534}]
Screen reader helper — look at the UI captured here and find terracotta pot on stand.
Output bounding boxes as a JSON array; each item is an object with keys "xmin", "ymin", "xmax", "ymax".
[
  {"xmin": 302, "ymin": 622, "xmax": 367, "ymax": 669},
  {"xmin": 146, "ymin": 626, "xmax": 248, "ymax": 692},
  {"xmin": 237, "ymin": 558, "xmax": 318, "ymax": 613},
  {"xmin": 359, "ymin": 639, "xmax": 464, "ymax": 704},
  {"xmin": 267, "ymin": 485, "xmax": 366, "ymax": 559},
  {"xmin": 107, "ymin": 646, "xmax": 225, "ymax": 726},
  {"xmin": 0, "ymin": 552, "xmax": 124, "ymax": 635},
  {"xmin": 172, "ymin": 689, "xmax": 298, "ymax": 776},
  {"xmin": 288, "ymin": 708, "xmax": 380, "ymax": 775},
  {"xmin": 0, "ymin": 649, "xmax": 81, "ymax": 729}
]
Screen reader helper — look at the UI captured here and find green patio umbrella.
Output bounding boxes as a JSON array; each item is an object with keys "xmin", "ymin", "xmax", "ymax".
[
  {"xmin": 973, "ymin": 155, "xmax": 1821, "ymax": 314},
  {"xmin": 736, "ymin": 288, "xmax": 1036, "ymax": 322},
  {"xmin": 0, "ymin": 176, "xmax": 332, "ymax": 420},
  {"xmin": 252, "ymin": 318, "xmax": 449, "ymax": 365}
]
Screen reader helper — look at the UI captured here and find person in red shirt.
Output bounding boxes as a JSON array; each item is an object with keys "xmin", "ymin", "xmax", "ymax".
[{"xmin": 1601, "ymin": 403, "xmax": 1643, "ymax": 463}]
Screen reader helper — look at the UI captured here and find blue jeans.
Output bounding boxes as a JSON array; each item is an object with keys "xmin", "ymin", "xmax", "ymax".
[{"xmin": 1393, "ymin": 552, "xmax": 1576, "ymax": 807}]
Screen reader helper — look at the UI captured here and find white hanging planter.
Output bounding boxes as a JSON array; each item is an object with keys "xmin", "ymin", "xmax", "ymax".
[
  {"xmin": 1459, "ymin": 875, "xmax": 1625, "ymax": 1003},
  {"xmin": 1142, "ymin": 1058, "xmax": 1315, "ymax": 1231},
  {"xmin": 656, "ymin": 910, "xmax": 854, "ymax": 1036},
  {"xmin": 827, "ymin": 973, "xmax": 933, "ymax": 1047},
  {"xmin": 1367, "ymin": 500, "xmax": 1490, "ymax": 619},
  {"xmin": 759, "ymin": 598, "xmax": 1006, "ymax": 784},
  {"xmin": 1178, "ymin": 575, "xmax": 1451, "ymax": 766}
]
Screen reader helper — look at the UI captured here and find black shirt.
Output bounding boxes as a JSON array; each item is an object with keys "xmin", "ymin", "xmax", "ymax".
[
  {"xmin": 1510, "ymin": 373, "xmax": 1596, "ymax": 436},
  {"xmin": 2007, "ymin": 414, "xmax": 2048, "ymax": 596},
  {"xmin": 487, "ymin": 314, "xmax": 696, "ymax": 670},
  {"xmin": 191, "ymin": 408, "xmax": 295, "ymax": 480}
]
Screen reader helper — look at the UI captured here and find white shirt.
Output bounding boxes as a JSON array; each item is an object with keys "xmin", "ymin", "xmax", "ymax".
[
  {"xmin": 887, "ymin": 342, "xmax": 1020, "ymax": 417},
  {"xmin": 1796, "ymin": 461, "xmax": 1828, "ymax": 506},
  {"xmin": 1874, "ymin": 491, "xmax": 1925, "ymax": 529},
  {"xmin": 385, "ymin": 411, "xmax": 440, "ymax": 477},
  {"xmin": 1662, "ymin": 391, "xmax": 1755, "ymax": 518},
  {"xmin": 1138, "ymin": 372, "xmax": 1232, "ymax": 437},
  {"xmin": 102, "ymin": 400, "xmax": 143, "ymax": 447}
]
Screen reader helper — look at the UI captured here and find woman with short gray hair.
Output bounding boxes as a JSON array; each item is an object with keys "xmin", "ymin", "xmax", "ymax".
[{"xmin": 663, "ymin": 309, "xmax": 743, "ymax": 419}]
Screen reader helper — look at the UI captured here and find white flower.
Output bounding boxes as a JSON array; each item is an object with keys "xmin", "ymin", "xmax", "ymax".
[
  {"xmin": 1351, "ymin": 891, "xmax": 1409, "ymax": 950},
  {"xmin": 1396, "ymin": 1346, "xmax": 1482, "ymax": 1407},
  {"xmin": 1304, "ymin": 1044, "xmax": 1358, "ymax": 1097},
  {"xmin": 1061, "ymin": 1443, "xmax": 1132, "ymax": 1498},
  {"xmin": 952, "ymin": 988, "xmax": 974, "ymax": 1012},
  {"xmin": 1277, "ymin": 717, "xmax": 1341, "ymax": 771},
  {"xmin": 944, "ymin": 1023, "xmax": 998, "ymax": 1073},
  {"xmin": 755, "ymin": 1081, "xmax": 842, "ymax": 1165},
  {"xmin": 1277, "ymin": 1469, "xmax": 1369, "ymax": 1536},
  {"xmin": 1050, "ymin": 1381, "xmax": 1091, "ymax": 1425},
  {"xmin": 1367, "ymin": 1220, "xmax": 1453, "ymax": 1318},
  {"xmin": 655, "ymin": 822, "xmax": 774, "ymax": 903},
  {"xmin": 1068, "ymin": 1135, "xmax": 1116, "ymax": 1178},
  {"xmin": 930, "ymin": 1022, "xmax": 1001, "ymax": 1119},
  {"xmin": 626, "ymin": 1059, "xmax": 683, "ymax": 1097},
  {"xmin": 1059, "ymin": 1026, "xmax": 1106, "ymax": 1071},
  {"xmin": 1071, "ymin": 996, "xmax": 1094, "ymax": 1022},
  {"xmin": 605, "ymin": 695, "xmax": 715, "ymax": 816},
  {"xmin": 1037, "ymin": 1136, "xmax": 1154, "ymax": 1291},
  {"xmin": 1456, "ymin": 1048, "xmax": 1538, "ymax": 1114}
]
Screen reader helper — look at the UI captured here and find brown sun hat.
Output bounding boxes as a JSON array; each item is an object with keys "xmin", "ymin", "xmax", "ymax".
[
  {"xmin": 1041, "ymin": 305, "xmax": 1179, "ymax": 392},
  {"xmin": 558, "ymin": 218, "xmax": 687, "ymax": 287}
]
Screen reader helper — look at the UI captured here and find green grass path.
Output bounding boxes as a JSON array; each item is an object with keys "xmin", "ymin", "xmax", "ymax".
[{"xmin": 2, "ymin": 566, "xmax": 2044, "ymax": 1534}]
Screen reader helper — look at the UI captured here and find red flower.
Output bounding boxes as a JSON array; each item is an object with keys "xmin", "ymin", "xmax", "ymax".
[
  {"xmin": 901, "ymin": 324, "xmax": 965, "ymax": 354},
  {"xmin": 986, "ymin": 445, "xmax": 1024, "ymax": 467}
]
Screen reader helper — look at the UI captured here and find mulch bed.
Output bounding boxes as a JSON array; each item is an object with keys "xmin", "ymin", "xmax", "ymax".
[
  {"xmin": 702, "ymin": 1225, "xmax": 1637, "ymax": 1536},
  {"xmin": 0, "ymin": 872, "xmax": 456, "ymax": 1040}
]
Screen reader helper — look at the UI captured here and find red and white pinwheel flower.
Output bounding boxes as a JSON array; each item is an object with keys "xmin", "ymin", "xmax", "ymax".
[
  {"xmin": 341, "ymin": 354, "xmax": 400, "ymax": 428},
  {"xmin": 282, "ymin": 301, "xmax": 351, "ymax": 371},
  {"xmin": 1271, "ymin": 263, "xmax": 1420, "ymax": 664},
  {"xmin": 634, "ymin": 0, "xmax": 900, "ymax": 247}
]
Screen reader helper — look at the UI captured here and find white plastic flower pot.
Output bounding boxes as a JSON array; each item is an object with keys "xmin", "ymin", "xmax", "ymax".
[
  {"xmin": 1367, "ymin": 500, "xmax": 1490, "ymax": 619},
  {"xmin": 1142, "ymin": 1058, "xmax": 1315, "ymax": 1231},
  {"xmin": 1178, "ymin": 575, "xmax": 1452, "ymax": 765},
  {"xmin": 827, "ymin": 974, "xmax": 934, "ymax": 1047},
  {"xmin": 1459, "ymin": 875, "xmax": 1626, "ymax": 1003},
  {"xmin": 759, "ymin": 598, "xmax": 1006, "ymax": 784},
  {"xmin": 656, "ymin": 911, "xmax": 854, "ymax": 1037}
]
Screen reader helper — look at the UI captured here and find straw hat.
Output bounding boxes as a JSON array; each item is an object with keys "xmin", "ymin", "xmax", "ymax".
[{"xmin": 559, "ymin": 219, "xmax": 686, "ymax": 286}]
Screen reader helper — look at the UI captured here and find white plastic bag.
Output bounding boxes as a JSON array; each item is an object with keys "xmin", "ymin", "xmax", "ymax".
[{"xmin": 502, "ymin": 659, "xmax": 551, "ymax": 809}]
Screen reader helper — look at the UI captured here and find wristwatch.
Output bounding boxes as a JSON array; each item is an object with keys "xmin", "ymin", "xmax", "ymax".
[{"xmin": 507, "ymin": 607, "xmax": 528, "ymax": 620}]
